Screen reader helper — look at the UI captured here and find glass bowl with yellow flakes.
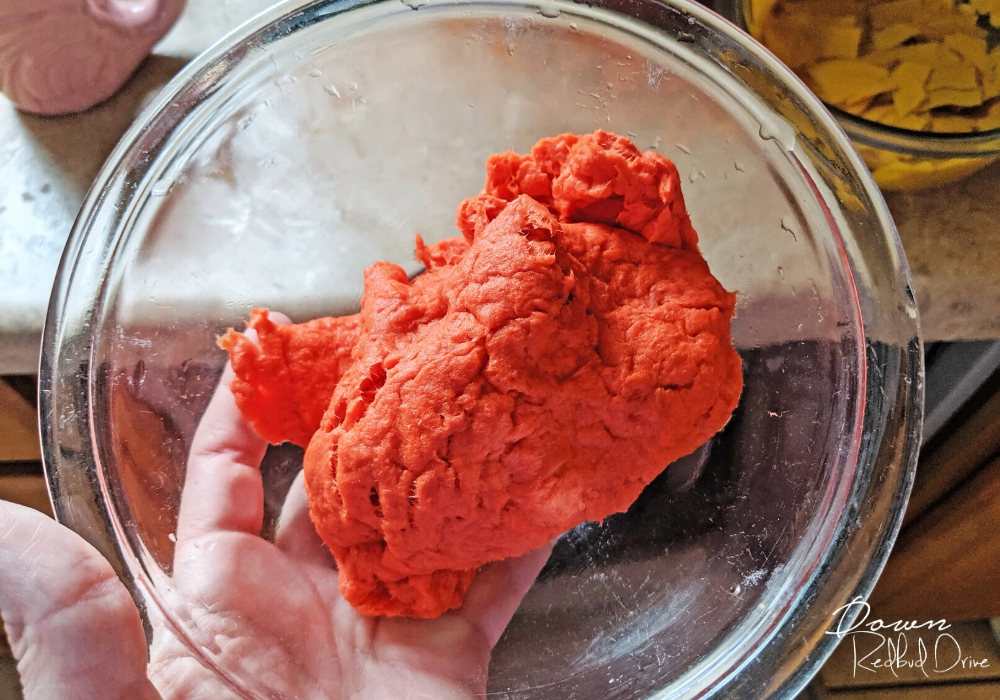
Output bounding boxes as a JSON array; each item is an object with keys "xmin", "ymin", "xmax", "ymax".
[{"xmin": 739, "ymin": 0, "xmax": 1000, "ymax": 190}]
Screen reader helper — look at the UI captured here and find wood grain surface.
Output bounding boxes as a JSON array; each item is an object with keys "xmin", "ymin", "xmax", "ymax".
[
  {"xmin": 0, "ymin": 381, "xmax": 39, "ymax": 463},
  {"xmin": 872, "ymin": 452, "xmax": 1000, "ymax": 620},
  {"xmin": 905, "ymin": 382, "xmax": 1000, "ymax": 526}
]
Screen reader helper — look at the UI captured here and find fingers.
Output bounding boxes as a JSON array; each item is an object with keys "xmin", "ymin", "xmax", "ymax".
[
  {"xmin": 175, "ymin": 365, "xmax": 268, "ymax": 545},
  {"xmin": 457, "ymin": 541, "xmax": 555, "ymax": 647},
  {"xmin": 267, "ymin": 311, "xmax": 293, "ymax": 326},
  {"xmin": 0, "ymin": 500, "xmax": 161, "ymax": 700},
  {"xmin": 175, "ymin": 311, "xmax": 291, "ymax": 545},
  {"xmin": 274, "ymin": 471, "xmax": 334, "ymax": 567}
]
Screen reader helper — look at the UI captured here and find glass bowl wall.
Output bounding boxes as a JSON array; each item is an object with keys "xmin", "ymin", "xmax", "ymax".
[{"xmin": 40, "ymin": 0, "xmax": 922, "ymax": 698}]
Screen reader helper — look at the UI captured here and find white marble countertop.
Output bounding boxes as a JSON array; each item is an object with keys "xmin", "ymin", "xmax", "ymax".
[
  {"xmin": 0, "ymin": 0, "xmax": 277, "ymax": 374},
  {"xmin": 1, "ymin": 0, "xmax": 997, "ymax": 375}
]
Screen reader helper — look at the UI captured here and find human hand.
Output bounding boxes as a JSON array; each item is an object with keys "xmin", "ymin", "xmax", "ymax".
[
  {"xmin": 0, "ymin": 499, "xmax": 161, "ymax": 698},
  {"xmin": 0, "ymin": 362, "xmax": 552, "ymax": 699},
  {"xmin": 148, "ymin": 361, "xmax": 554, "ymax": 699}
]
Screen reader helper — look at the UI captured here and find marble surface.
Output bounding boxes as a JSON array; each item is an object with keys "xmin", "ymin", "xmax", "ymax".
[
  {"xmin": 0, "ymin": 0, "xmax": 996, "ymax": 374},
  {"xmin": 0, "ymin": 0, "xmax": 276, "ymax": 374},
  {"xmin": 885, "ymin": 169, "xmax": 1000, "ymax": 343}
]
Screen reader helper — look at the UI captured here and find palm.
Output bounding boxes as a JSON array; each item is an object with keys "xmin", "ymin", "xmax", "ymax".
[
  {"xmin": 0, "ymin": 369, "xmax": 550, "ymax": 700},
  {"xmin": 152, "ymin": 532, "xmax": 526, "ymax": 700}
]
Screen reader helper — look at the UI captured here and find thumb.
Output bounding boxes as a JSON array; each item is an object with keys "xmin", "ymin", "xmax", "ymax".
[{"xmin": 0, "ymin": 500, "xmax": 160, "ymax": 700}]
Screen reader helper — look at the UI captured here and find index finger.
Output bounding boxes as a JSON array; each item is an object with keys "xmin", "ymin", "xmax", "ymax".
[
  {"xmin": 456, "ymin": 540, "xmax": 555, "ymax": 647},
  {"xmin": 175, "ymin": 364, "xmax": 268, "ymax": 545}
]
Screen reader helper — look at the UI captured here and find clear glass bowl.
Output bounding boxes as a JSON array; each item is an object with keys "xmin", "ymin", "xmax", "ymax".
[
  {"xmin": 39, "ymin": 0, "xmax": 923, "ymax": 698},
  {"xmin": 736, "ymin": 0, "xmax": 1000, "ymax": 191}
]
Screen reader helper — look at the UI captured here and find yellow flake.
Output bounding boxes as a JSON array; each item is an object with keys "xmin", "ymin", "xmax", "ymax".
[
  {"xmin": 808, "ymin": 59, "xmax": 893, "ymax": 104},
  {"xmin": 969, "ymin": 0, "xmax": 992, "ymax": 13},
  {"xmin": 863, "ymin": 49, "xmax": 906, "ymax": 68},
  {"xmin": 942, "ymin": 34, "xmax": 990, "ymax": 71},
  {"xmin": 869, "ymin": 0, "xmax": 929, "ymax": 30},
  {"xmin": 744, "ymin": 0, "xmax": 782, "ymax": 37},
  {"xmin": 892, "ymin": 88, "xmax": 927, "ymax": 116},
  {"xmin": 890, "ymin": 62, "xmax": 933, "ymax": 114},
  {"xmin": 838, "ymin": 96, "xmax": 874, "ymax": 113},
  {"xmin": 863, "ymin": 107, "xmax": 929, "ymax": 131},
  {"xmin": 986, "ymin": 101, "xmax": 1000, "ymax": 128},
  {"xmin": 925, "ymin": 0, "xmax": 964, "ymax": 9},
  {"xmin": 969, "ymin": 0, "xmax": 1000, "ymax": 14},
  {"xmin": 819, "ymin": 24, "xmax": 863, "ymax": 60},
  {"xmin": 932, "ymin": 115, "xmax": 979, "ymax": 132},
  {"xmin": 788, "ymin": 0, "xmax": 863, "ymax": 18},
  {"xmin": 873, "ymin": 24, "xmax": 921, "ymax": 52},
  {"xmin": 890, "ymin": 61, "xmax": 933, "ymax": 89},
  {"xmin": 758, "ymin": 10, "xmax": 832, "ymax": 69},
  {"xmin": 759, "ymin": 10, "xmax": 864, "ymax": 67},
  {"xmin": 928, "ymin": 12, "xmax": 985, "ymax": 37},
  {"xmin": 978, "ymin": 0, "xmax": 1000, "ymax": 19},
  {"xmin": 760, "ymin": 25, "xmax": 815, "ymax": 70},
  {"xmin": 860, "ymin": 104, "xmax": 898, "ymax": 122},
  {"xmin": 925, "ymin": 87, "xmax": 985, "ymax": 107},
  {"xmin": 864, "ymin": 42, "xmax": 959, "ymax": 68},
  {"xmin": 926, "ymin": 61, "xmax": 979, "ymax": 92},
  {"xmin": 984, "ymin": 65, "xmax": 1000, "ymax": 99},
  {"xmin": 892, "ymin": 113, "xmax": 934, "ymax": 130}
]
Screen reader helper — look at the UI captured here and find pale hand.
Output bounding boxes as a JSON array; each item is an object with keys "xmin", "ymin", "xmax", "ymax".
[{"xmin": 0, "ymin": 366, "xmax": 551, "ymax": 699}]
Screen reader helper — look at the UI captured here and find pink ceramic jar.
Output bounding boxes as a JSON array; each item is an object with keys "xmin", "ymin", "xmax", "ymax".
[{"xmin": 0, "ymin": 0, "xmax": 184, "ymax": 114}]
